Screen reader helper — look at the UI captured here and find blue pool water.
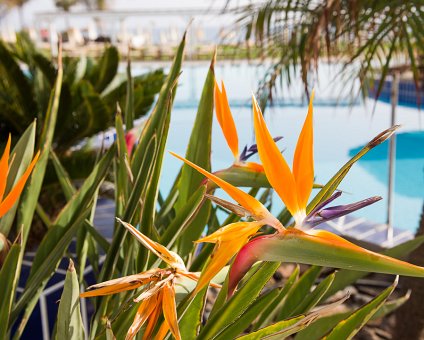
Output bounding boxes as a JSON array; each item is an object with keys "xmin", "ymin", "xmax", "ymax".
[{"xmin": 133, "ymin": 61, "xmax": 424, "ymax": 232}]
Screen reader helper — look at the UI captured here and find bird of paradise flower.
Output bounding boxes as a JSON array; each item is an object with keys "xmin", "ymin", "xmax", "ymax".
[
  {"xmin": 80, "ymin": 219, "xmax": 220, "ymax": 340},
  {"xmin": 171, "ymin": 90, "xmax": 424, "ymax": 297},
  {"xmin": 214, "ymin": 80, "xmax": 282, "ymax": 173}
]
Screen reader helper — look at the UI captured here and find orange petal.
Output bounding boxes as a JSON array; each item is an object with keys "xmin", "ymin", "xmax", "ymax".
[
  {"xmin": 215, "ymin": 80, "xmax": 239, "ymax": 159},
  {"xmin": 126, "ymin": 294, "xmax": 158, "ymax": 340},
  {"xmin": 80, "ymin": 270, "xmax": 160, "ymax": 298},
  {"xmin": 169, "ymin": 151, "xmax": 279, "ymax": 228},
  {"xmin": 142, "ymin": 292, "xmax": 163, "ymax": 340},
  {"xmin": 178, "ymin": 271, "xmax": 222, "ymax": 288},
  {"xmin": 161, "ymin": 281, "xmax": 181, "ymax": 340},
  {"xmin": 293, "ymin": 90, "xmax": 314, "ymax": 210},
  {"xmin": 117, "ymin": 218, "xmax": 186, "ymax": 271},
  {"xmin": 0, "ymin": 150, "xmax": 40, "ymax": 218},
  {"xmin": 252, "ymin": 95, "xmax": 301, "ymax": 219},
  {"xmin": 195, "ymin": 241, "xmax": 241, "ymax": 294},
  {"xmin": 134, "ymin": 276, "xmax": 173, "ymax": 303},
  {"xmin": 194, "ymin": 223, "xmax": 262, "ymax": 294},
  {"xmin": 242, "ymin": 161, "xmax": 264, "ymax": 173},
  {"xmin": 0, "ymin": 135, "xmax": 11, "ymax": 202},
  {"xmin": 196, "ymin": 221, "xmax": 264, "ymax": 244},
  {"xmin": 154, "ymin": 320, "xmax": 170, "ymax": 340}
]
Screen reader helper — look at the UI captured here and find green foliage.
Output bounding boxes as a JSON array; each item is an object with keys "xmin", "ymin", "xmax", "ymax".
[
  {"xmin": 55, "ymin": 259, "xmax": 85, "ymax": 339},
  {"xmin": 324, "ymin": 278, "xmax": 397, "ymax": 339},
  {"xmin": 199, "ymin": 262, "xmax": 281, "ymax": 339},
  {"xmin": 175, "ymin": 53, "xmax": 215, "ymax": 256},
  {"xmin": 0, "ymin": 244, "xmax": 20, "ymax": 340},
  {"xmin": 0, "ymin": 32, "xmax": 164, "ymax": 152}
]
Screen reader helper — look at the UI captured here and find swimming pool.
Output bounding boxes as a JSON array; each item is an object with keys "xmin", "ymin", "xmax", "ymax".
[{"xmin": 134, "ymin": 61, "xmax": 424, "ymax": 232}]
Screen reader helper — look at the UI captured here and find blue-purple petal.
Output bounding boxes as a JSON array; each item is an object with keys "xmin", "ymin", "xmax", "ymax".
[
  {"xmin": 306, "ymin": 191, "xmax": 342, "ymax": 220},
  {"xmin": 307, "ymin": 196, "xmax": 382, "ymax": 227},
  {"xmin": 240, "ymin": 136, "xmax": 283, "ymax": 161}
]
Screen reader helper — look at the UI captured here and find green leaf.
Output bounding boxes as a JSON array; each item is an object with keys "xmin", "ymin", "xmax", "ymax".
[
  {"xmin": 10, "ymin": 54, "xmax": 63, "ymax": 335},
  {"xmin": 60, "ymin": 80, "xmax": 112, "ymax": 147},
  {"xmin": 208, "ymin": 265, "xmax": 230, "ymax": 319},
  {"xmin": 31, "ymin": 52, "xmax": 57, "ymax": 85},
  {"xmin": 50, "ymin": 150, "xmax": 76, "ymax": 200},
  {"xmin": 84, "ymin": 219, "xmax": 110, "ymax": 253},
  {"xmin": 114, "ymin": 111, "xmax": 130, "ymax": 217},
  {"xmin": 174, "ymin": 53, "xmax": 215, "ymax": 254},
  {"xmin": 88, "ymin": 46, "xmax": 119, "ymax": 93},
  {"xmin": 97, "ymin": 134, "xmax": 156, "ymax": 285},
  {"xmin": 254, "ymin": 265, "xmax": 299, "ymax": 328},
  {"xmin": 292, "ymin": 271, "xmax": 335, "ymax": 316},
  {"xmin": 237, "ymin": 316, "xmax": 306, "ymax": 340},
  {"xmin": 295, "ymin": 312, "xmax": 350, "ymax": 340},
  {"xmin": 0, "ymin": 244, "xmax": 20, "ymax": 340},
  {"xmin": 51, "ymin": 148, "xmax": 99, "ymax": 281},
  {"xmin": 160, "ymin": 185, "xmax": 206, "ymax": 250},
  {"xmin": 51, "ymin": 145, "xmax": 115, "ymax": 230},
  {"xmin": 238, "ymin": 296, "xmax": 350, "ymax": 340},
  {"xmin": 232, "ymin": 230, "xmax": 424, "ymax": 284},
  {"xmin": 372, "ymin": 290, "xmax": 410, "ymax": 319},
  {"xmin": 199, "ymin": 262, "xmax": 280, "ymax": 339},
  {"xmin": 178, "ymin": 201, "xmax": 211, "ymax": 258},
  {"xmin": 130, "ymin": 32, "xmax": 185, "ymax": 242},
  {"xmin": 175, "ymin": 267, "xmax": 228, "ymax": 303},
  {"xmin": 11, "ymin": 146, "xmax": 114, "ymax": 327},
  {"xmin": 215, "ymin": 288, "xmax": 280, "ymax": 340},
  {"xmin": 102, "ymin": 69, "xmax": 165, "ymax": 122},
  {"xmin": 278, "ymin": 266, "xmax": 321, "ymax": 320},
  {"xmin": 307, "ymin": 126, "xmax": 398, "ymax": 213},
  {"xmin": 92, "ymin": 33, "xmax": 186, "ymax": 337},
  {"xmin": 324, "ymin": 278, "xmax": 398, "ymax": 340},
  {"xmin": 0, "ymin": 122, "xmax": 36, "ymax": 236},
  {"xmin": 131, "ymin": 32, "xmax": 185, "ymax": 175},
  {"xmin": 189, "ymin": 242, "xmax": 214, "ymax": 272},
  {"xmin": 11, "ymin": 207, "xmax": 92, "ymax": 331},
  {"xmin": 110, "ymin": 303, "xmax": 139, "ymax": 340},
  {"xmin": 17, "ymin": 49, "xmax": 63, "ymax": 243},
  {"xmin": 105, "ymin": 322, "xmax": 116, "ymax": 340},
  {"xmin": 208, "ymin": 166, "xmax": 325, "ymax": 191},
  {"xmin": 125, "ymin": 57, "xmax": 134, "ymax": 130},
  {"xmin": 0, "ymin": 40, "xmax": 37, "ymax": 124},
  {"xmin": 322, "ymin": 236, "xmax": 424, "ymax": 300},
  {"xmin": 211, "ymin": 166, "xmax": 271, "ymax": 189},
  {"xmin": 76, "ymin": 190, "xmax": 99, "ymax": 282},
  {"xmin": 55, "ymin": 259, "xmax": 85, "ymax": 340},
  {"xmin": 295, "ymin": 292, "xmax": 410, "ymax": 340},
  {"xmin": 179, "ymin": 287, "xmax": 208, "ymax": 340}
]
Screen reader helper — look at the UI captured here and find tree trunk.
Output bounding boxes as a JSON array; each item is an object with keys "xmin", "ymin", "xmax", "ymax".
[{"xmin": 393, "ymin": 203, "xmax": 424, "ymax": 339}]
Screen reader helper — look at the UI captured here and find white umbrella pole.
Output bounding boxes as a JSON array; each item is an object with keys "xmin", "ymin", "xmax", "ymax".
[{"xmin": 387, "ymin": 72, "xmax": 399, "ymax": 245}]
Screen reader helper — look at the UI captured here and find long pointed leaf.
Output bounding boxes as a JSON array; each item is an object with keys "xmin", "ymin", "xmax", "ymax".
[
  {"xmin": 324, "ymin": 278, "xmax": 398, "ymax": 339},
  {"xmin": 199, "ymin": 262, "xmax": 280, "ymax": 339},
  {"xmin": 55, "ymin": 259, "xmax": 85, "ymax": 340},
  {"xmin": 176, "ymin": 52, "xmax": 215, "ymax": 255},
  {"xmin": 323, "ymin": 235, "xmax": 424, "ymax": 300},
  {"xmin": 0, "ymin": 244, "xmax": 20, "ymax": 340}
]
